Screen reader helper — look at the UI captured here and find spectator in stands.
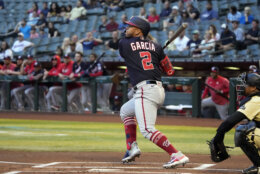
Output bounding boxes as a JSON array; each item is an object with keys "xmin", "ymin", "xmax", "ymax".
[
  {"xmin": 165, "ymin": 84, "xmax": 178, "ymax": 92},
  {"xmin": 48, "ymin": 2, "xmax": 60, "ymax": 17},
  {"xmin": 12, "ymin": 33, "xmax": 34, "ymax": 55},
  {"xmin": 186, "ymin": 1, "xmax": 200, "ymax": 21},
  {"xmin": 248, "ymin": 65, "xmax": 258, "ymax": 73},
  {"xmin": 200, "ymin": 0, "xmax": 218, "ymax": 21},
  {"xmin": 118, "ymin": 14, "xmax": 128, "ymax": 31},
  {"xmin": 30, "ymin": 26, "xmax": 39, "ymax": 39},
  {"xmin": 227, "ymin": 6, "xmax": 241, "ymax": 23},
  {"xmin": 139, "ymin": 7, "xmax": 147, "ymax": 19},
  {"xmin": 64, "ymin": 5, "xmax": 72, "ymax": 20},
  {"xmin": 55, "ymin": 46, "xmax": 64, "ymax": 58},
  {"xmin": 35, "ymin": 12, "xmax": 47, "ymax": 29},
  {"xmin": 39, "ymin": 28, "xmax": 47, "ymax": 38},
  {"xmin": 70, "ymin": 34, "xmax": 83, "ymax": 54},
  {"xmin": 0, "ymin": 0, "xmax": 4, "ymax": 10},
  {"xmin": 85, "ymin": 0, "xmax": 101, "ymax": 9},
  {"xmin": 232, "ymin": 20, "xmax": 246, "ymax": 50},
  {"xmin": 177, "ymin": 0, "xmax": 185, "ymax": 13},
  {"xmin": 67, "ymin": 42, "xmax": 77, "ymax": 58},
  {"xmin": 165, "ymin": 30, "xmax": 176, "ymax": 51},
  {"xmin": 201, "ymin": 66, "xmax": 229, "ymax": 120},
  {"xmin": 0, "ymin": 41, "xmax": 13, "ymax": 60},
  {"xmin": 147, "ymin": 7, "xmax": 160, "ymax": 23},
  {"xmin": 27, "ymin": 11, "xmax": 40, "ymax": 26},
  {"xmin": 48, "ymin": 22, "xmax": 60, "ymax": 38},
  {"xmin": 160, "ymin": 1, "xmax": 172, "ymax": 18},
  {"xmin": 112, "ymin": 95, "xmax": 121, "ymax": 112},
  {"xmin": 232, "ymin": 20, "xmax": 245, "ymax": 41},
  {"xmin": 40, "ymin": 2, "xmax": 49, "ymax": 17},
  {"xmin": 106, "ymin": 16, "xmax": 119, "ymax": 32},
  {"xmin": 208, "ymin": 24, "xmax": 220, "ymax": 41},
  {"xmin": 198, "ymin": 30, "xmax": 215, "ymax": 55},
  {"xmin": 60, "ymin": 5, "xmax": 67, "ymax": 17},
  {"xmin": 180, "ymin": 9, "xmax": 194, "ymax": 26},
  {"xmin": 217, "ymin": 23, "xmax": 236, "ymax": 51},
  {"xmin": 163, "ymin": 6, "xmax": 181, "ymax": 31},
  {"xmin": 15, "ymin": 19, "xmax": 31, "ymax": 39},
  {"xmin": 99, "ymin": 15, "xmax": 108, "ymax": 33},
  {"xmin": 62, "ymin": 37, "xmax": 71, "ymax": 55},
  {"xmin": 173, "ymin": 30, "xmax": 190, "ymax": 51},
  {"xmin": 79, "ymin": 32, "xmax": 103, "ymax": 51},
  {"xmin": 244, "ymin": 19, "xmax": 259, "ymax": 45},
  {"xmin": 107, "ymin": 0, "xmax": 124, "ymax": 12},
  {"xmin": 105, "ymin": 30, "xmax": 119, "ymax": 50},
  {"xmin": 69, "ymin": 0, "xmax": 87, "ymax": 21},
  {"xmin": 186, "ymin": 30, "xmax": 202, "ymax": 57},
  {"xmin": 27, "ymin": 2, "xmax": 41, "ymax": 17},
  {"xmin": 240, "ymin": 6, "xmax": 254, "ymax": 25},
  {"xmin": 44, "ymin": 55, "xmax": 62, "ymax": 111}
]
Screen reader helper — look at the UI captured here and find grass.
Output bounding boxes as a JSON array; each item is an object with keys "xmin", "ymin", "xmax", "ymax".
[{"xmin": 0, "ymin": 118, "xmax": 243, "ymax": 155}]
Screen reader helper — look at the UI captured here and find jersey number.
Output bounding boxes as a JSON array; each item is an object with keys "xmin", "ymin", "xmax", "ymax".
[{"xmin": 139, "ymin": 51, "xmax": 154, "ymax": 70}]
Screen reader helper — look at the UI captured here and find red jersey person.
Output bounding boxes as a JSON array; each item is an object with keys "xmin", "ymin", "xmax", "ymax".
[
  {"xmin": 43, "ymin": 55, "xmax": 63, "ymax": 111},
  {"xmin": 8, "ymin": 55, "xmax": 36, "ymax": 110},
  {"xmin": 0, "ymin": 56, "xmax": 17, "ymax": 109},
  {"xmin": 24, "ymin": 61, "xmax": 46, "ymax": 111},
  {"xmin": 202, "ymin": 66, "xmax": 229, "ymax": 120}
]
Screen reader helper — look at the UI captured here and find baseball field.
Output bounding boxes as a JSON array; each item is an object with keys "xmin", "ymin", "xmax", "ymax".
[{"xmin": 0, "ymin": 112, "xmax": 251, "ymax": 174}]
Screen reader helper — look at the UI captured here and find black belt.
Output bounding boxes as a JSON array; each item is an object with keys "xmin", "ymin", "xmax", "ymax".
[{"xmin": 133, "ymin": 80, "xmax": 158, "ymax": 90}]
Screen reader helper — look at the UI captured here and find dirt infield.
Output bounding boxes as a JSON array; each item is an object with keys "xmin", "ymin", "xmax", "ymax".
[{"xmin": 0, "ymin": 112, "xmax": 252, "ymax": 174}]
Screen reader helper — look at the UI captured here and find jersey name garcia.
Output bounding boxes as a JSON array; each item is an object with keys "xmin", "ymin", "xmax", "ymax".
[{"xmin": 119, "ymin": 37, "xmax": 165, "ymax": 86}]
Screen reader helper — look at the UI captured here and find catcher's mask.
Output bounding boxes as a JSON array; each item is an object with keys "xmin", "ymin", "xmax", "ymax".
[{"xmin": 236, "ymin": 72, "xmax": 260, "ymax": 97}]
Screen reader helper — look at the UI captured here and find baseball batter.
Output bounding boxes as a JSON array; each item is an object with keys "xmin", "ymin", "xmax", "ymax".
[{"xmin": 119, "ymin": 16, "xmax": 189, "ymax": 168}]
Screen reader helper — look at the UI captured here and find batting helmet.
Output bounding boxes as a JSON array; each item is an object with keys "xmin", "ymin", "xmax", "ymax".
[{"xmin": 125, "ymin": 16, "xmax": 150, "ymax": 37}]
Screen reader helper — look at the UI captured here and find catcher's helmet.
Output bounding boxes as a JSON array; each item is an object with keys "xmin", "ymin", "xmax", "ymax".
[
  {"xmin": 125, "ymin": 16, "xmax": 150, "ymax": 37},
  {"xmin": 236, "ymin": 72, "xmax": 260, "ymax": 96}
]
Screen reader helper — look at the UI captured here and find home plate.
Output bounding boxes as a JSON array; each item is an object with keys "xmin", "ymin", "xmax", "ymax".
[{"xmin": 88, "ymin": 169, "xmax": 122, "ymax": 172}]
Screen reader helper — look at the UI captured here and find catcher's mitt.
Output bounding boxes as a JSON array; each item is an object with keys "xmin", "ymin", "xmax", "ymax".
[{"xmin": 207, "ymin": 138, "xmax": 230, "ymax": 162}]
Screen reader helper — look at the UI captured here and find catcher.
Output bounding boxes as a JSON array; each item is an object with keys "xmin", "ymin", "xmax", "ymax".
[{"xmin": 208, "ymin": 72, "xmax": 260, "ymax": 174}]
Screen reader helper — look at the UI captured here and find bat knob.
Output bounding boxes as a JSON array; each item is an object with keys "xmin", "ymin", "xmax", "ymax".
[{"xmin": 182, "ymin": 23, "xmax": 188, "ymax": 28}]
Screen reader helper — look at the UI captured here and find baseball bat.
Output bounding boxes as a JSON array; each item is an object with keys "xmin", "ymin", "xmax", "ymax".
[
  {"xmin": 163, "ymin": 23, "xmax": 188, "ymax": 50},
  {"xmin": 205, "ymin": 83, "xmax": 229, "ymax": 100}
]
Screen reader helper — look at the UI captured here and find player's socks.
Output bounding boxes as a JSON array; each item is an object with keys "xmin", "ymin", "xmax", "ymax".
[
  {"xmin": 150, "ymin": 131, "xmax": 178, "ymax": 155},
  {"xmin": 123, "ymin": 117, "xmax": 137, "ymax": 150}
]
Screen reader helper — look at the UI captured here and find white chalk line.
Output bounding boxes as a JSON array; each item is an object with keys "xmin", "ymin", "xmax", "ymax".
[
  {"xmin": 3, "ymin": 171, "xmax": 21, "ymax": 174},
  {"xmin": 33, "ymin": 162, "xmax": 62, "ymax": 168},
  {"xmin": 193, "ymin": 164, "xmax": 216, "ymax": 170},
  {"xmin": 1, "ymin": 160, "xmax": 242, "ymax": 173},
  {"xmin": 0, "ymin": 161, "xmax": 40, "ymax": 165}
]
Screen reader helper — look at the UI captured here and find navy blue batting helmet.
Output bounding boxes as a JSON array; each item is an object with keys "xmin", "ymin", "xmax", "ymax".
[{"xmin": 125, "ymin": 16, "xmax": 150, "ymax": 37}]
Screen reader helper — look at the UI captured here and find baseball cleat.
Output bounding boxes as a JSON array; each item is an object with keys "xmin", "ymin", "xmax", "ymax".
[
  {"xmin": 163, "ymin": 151, "xmax": 189, "ymax": 169},
  {"xmin": 122, "ymin": 141, "xmax": 141, "ymax": 163},
  {"xmin": 242, "ymin": 165, "xmax": 260, "ymax": 174}
]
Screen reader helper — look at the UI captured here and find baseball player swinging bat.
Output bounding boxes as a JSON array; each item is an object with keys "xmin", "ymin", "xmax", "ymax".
[{"xmin": 163, "ymin": 23, "xmax": 188, "ymax": 50}]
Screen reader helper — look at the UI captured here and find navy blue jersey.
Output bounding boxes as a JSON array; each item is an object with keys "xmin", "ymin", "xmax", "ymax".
[
  {"xmin": 73, "ymin": 62, "xmax": 86, "ymax": 74},
  {"xmin": 119, "ymin": 37, "xmax": 165, "ymax": 86}
]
